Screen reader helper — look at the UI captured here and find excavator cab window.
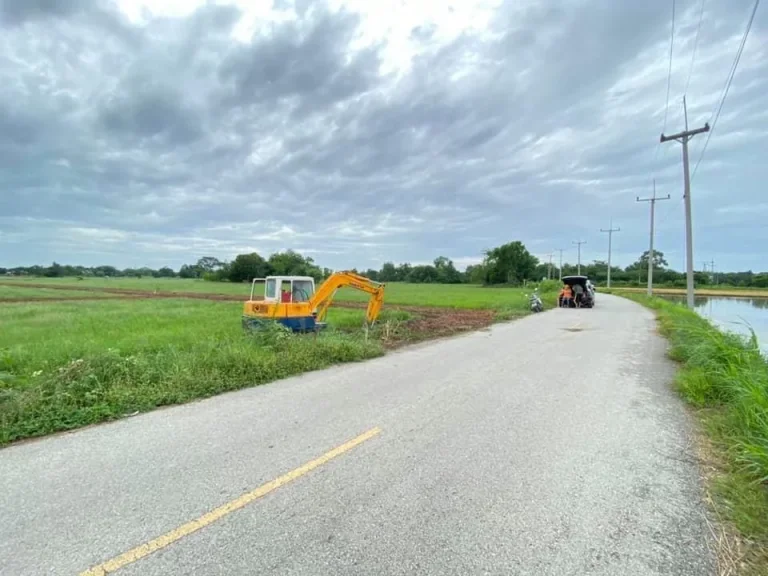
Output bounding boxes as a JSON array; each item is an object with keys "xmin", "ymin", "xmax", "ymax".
[
  {"xmin": 280, "ymin": 280, "xmax": 292, "ymax": 303},
  {"xmin": 265, "ymin": 278, "xmax": 277, "ymax": 300},
  {"xmin": 292, "ymin": 279, "xmax": 314, "ymax": 303}
]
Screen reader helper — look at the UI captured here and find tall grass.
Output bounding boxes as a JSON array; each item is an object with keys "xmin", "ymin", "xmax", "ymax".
[
  {"xmin": 628, "ymin": 295, "xmax": 768, "ymax": 567},
  {"xmin": 0, "ymin": 300, "xmax": 382, "ymax": 445}
]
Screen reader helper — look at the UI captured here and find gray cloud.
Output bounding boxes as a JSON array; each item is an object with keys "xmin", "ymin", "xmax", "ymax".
[{"xmin": 1, "ymin": 0, "xmax": 767, "ymax": 272}]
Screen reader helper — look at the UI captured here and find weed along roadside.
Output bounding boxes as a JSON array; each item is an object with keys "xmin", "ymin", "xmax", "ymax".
[
  {"xmin": 0, "ymin": 284, "xmax": 554, "ymax": 446},
  {"xmin": 619, "ymin": 294, "xmax": 768, "ymax": 572}
]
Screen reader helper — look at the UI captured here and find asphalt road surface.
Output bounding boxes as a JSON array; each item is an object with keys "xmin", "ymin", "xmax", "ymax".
[{"xmin": 0, "ymin": 294, "xmax": 715, "ymax": 576}]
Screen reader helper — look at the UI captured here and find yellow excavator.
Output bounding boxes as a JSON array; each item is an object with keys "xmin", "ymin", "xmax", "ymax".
[{"xmin": 242, "ymin": 271, "xmax": 385, "ymax": 332}]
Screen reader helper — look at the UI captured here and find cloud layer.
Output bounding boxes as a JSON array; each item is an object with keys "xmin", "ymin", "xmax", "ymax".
[{"xmin": 1, "ymin": 0, "xmax": 767, "ymax": 271}]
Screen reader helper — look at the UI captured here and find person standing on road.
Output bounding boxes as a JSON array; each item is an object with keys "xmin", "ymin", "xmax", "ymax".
[
  {"xmin": 572, "ymin": 282, "xmax": 584, "ymax": 308},
  {"xmin": 558, "ymin": 284, "xmax": 573, "ymax": 308}
]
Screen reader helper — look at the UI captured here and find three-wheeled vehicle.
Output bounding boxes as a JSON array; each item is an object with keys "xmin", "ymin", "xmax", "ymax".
[{"xmin": 559, "ymin": 275, "xmax": 596, "ymax": 308}]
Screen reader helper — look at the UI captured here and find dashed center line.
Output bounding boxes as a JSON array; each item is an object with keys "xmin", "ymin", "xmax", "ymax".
[{"xmin": 79, "ymin": 426, "xmax": 382, "ymax": 575}]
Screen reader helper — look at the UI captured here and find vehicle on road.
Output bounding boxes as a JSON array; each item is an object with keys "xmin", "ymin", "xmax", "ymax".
[
  {"xmin": 527, "ymin": 288, "xmax": 544, "ymax": 312},
  {"xmin": 242, "ymin": 271, "xmax": 386, "ymax": 332},
  {"xmin": 559, "ymin": 275, "xmax": 595, "ymax": 308}
]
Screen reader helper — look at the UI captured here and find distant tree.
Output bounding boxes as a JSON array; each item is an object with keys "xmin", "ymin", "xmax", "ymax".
[
  {"xmin": 363, "ymin": 269, "xmax": 380, "ymax": 281},
  {"xmin": 267, "ymin": 250, "xmax": 322, "ymax": 279},
  {"xmin": 229, "ymin": 253, "xmax": 270, "ymax": 283},
  {"xmin": 627, "ymin": 250, "xmax": 668, "ymax": 271},
  {"xmin": 433, "ymin": 256, "xmax": 462, "ymax": 284},
  {"xmin": 94, "ymin": 265, "xmax": 119, "ymax": 277},
  {"xmin": 196, "ymin": 257, "xmax": 223, "ymax": 273},
  {"xmin": 753, "ymin": 274, "xmax": 768, "ymax": 288},
  {"xmin": 482, "ymin": 241, "xmax": 538, "ymax": 284},
  {"xmin": 44, "ymin": 262, "xmax": 63, "ymax": 277},
  {"xmin": 395, "ymin": 263, "xmax": 412, "ymax": 281},
  {"xmin": 465, "ymin": 264, "xmax": 486, "ymax": 284},
  {"xmin": 379, "ymin": 262, "xmax": 398, "ymax": 282},
  {"xmin": 178, "ymin": 264, "xmax": 200, "ymax": 279},
  {"xmin": 155, "ymin": 267, "xmax": 176, "ymax": 278},
  {"xmin": 407, "ymin": 265, "xmax": 439, "ymax": 283}
]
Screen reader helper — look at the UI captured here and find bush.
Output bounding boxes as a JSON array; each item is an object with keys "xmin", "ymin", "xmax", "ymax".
[{"xmin": 0, "ymin": 332, "xmax": 383, "ymax": 445}]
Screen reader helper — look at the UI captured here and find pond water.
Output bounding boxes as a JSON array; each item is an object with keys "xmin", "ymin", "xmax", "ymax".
[{"xmin": 660, "ymin": 295, "xmax": 768, "ymax": 353}]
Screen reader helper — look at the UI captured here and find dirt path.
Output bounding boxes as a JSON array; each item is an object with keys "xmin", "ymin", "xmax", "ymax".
[{"xmin": 0, "ymin": 282, "xmax": 245, "ymax": 302}]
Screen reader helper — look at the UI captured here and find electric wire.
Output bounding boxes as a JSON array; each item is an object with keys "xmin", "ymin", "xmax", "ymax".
[{"xmin": 691, "ymin": 0, "xmax": 760, "ymax": 181}]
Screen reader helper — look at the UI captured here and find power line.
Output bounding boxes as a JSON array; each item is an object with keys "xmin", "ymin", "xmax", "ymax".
[
  {"xmin": 662, "ymin": 0, "xmax": 677, "ymax": 134},
  {"xmin": 691, "ymin": 0, "xmax": 760, "ymax": 181},
  {"xmin": 650, "ymin": 0, "xmax": 678, "ymax": 193},
  {"xmin": 683, "ymin": 0, "xmax": 706, "ymax": 97}
]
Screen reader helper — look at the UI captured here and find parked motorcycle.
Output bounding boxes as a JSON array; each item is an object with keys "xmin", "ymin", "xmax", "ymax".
[{"xmin": 527, "ymin": 289, "xmax": 544, "ymax": 313}]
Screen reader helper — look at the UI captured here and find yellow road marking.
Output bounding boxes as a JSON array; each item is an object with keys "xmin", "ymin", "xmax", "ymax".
[{"xmin": 80, "ymin": 427, "xmax": 382, "ymax": 576}]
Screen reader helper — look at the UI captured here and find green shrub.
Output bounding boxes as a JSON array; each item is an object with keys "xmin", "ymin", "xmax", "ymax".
[{"xmin": 626, "ymin": 294, "xmax": 768, "ymax": 549}]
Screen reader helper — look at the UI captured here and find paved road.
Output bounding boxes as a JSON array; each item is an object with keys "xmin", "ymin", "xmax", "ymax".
[{"xmin": 0, "ymin": 294, "xmax": 714, "ymax": 575}]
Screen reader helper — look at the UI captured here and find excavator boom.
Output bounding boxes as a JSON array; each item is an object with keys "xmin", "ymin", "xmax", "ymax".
[{"xmin": 310, "ymin": 271, "xmax": 385, "ymax": 327}]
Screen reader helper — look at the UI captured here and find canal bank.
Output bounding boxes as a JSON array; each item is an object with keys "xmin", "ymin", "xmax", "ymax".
[
  {"xmin": 619, "ymin": 293, "xmax": 768, "ymax": 574},
  {"xmin": 658, "ymin": 294, "xmax": 768, "ymax": 354}
]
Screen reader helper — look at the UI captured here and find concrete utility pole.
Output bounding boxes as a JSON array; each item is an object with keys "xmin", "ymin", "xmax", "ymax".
[
  {"xmin": 660, "ymin": 96, "xmax": 710, "ymax": 309},
  {"xmin": 547, "ymin": 253, "xmax": 554, "ymax": 280},
  {"xmin": 572, "ymin": 240, "xmax": 586, "ymax": 276},
  {"xmin": 710, "ymin": 259, "xmax": 716, "ymax": 284},
  {"xmin": 637, "ymin": 179, "xmax": 670, "ymax": 296},
  {"xmin": 557, "ymin": 248, "xmax": 565, "ymax": 281},
  {"xmin": 599, "ymin": 221, "xmax": 620, "ymax": 288}
]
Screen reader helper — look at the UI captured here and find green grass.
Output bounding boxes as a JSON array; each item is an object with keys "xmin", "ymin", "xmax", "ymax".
[
  {"xmin": 0, "ymin": 300, "xmax": 383, "ymax": 445},
  {"xmin": 1, "ymin": 276, "xmax": 557, "ymax": 310},
  {"xmin": 623, "ymin": 294, "xmax": 768, "ymax": 570},
  {"xmin": 0, "ymin": 279, "xmax": 552, "ymax": 445},
  {"xmin": 1, "ymin": 276, "xmax": 251, "ymax": 295},
  {"xmin": 0, "ymin": 286, "xmax": 115, "ymax": 299},
  {"xmin": 337, "ymin": 282, "xmax": 556, "ymax": 310}
]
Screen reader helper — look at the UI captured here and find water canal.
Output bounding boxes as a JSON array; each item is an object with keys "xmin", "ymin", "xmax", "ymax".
[{"xmin": 659, "ymin": 294, "xmax": 768, "ymax": 353}]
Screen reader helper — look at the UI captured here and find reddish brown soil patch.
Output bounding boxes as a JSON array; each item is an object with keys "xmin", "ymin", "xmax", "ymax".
[
  {"xmin": 0, "ymin": 296, "xmax": 145, "ymax": 304},
  {"xmin": 334, "ymin": 301, "xmax": 494, "ymax": 347},
  {"xmin": 0, "ymin": 282, "xmax": 245, "ymax": 302}
]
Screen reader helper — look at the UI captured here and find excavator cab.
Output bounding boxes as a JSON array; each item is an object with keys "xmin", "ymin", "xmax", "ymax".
[
  {"xmin": 243, "ymin": 271, "xmax": 385, "ymax": 333},
  {"xmin": 257, "ymin": 276, "xmax": 315, "ymax": 304}
]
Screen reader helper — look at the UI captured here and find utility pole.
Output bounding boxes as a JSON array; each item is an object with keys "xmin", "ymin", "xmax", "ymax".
[
  {"xmin": 572, "ymin": 240, "xmax": 586, "ymax": 276},
  {"xmin": 660, "ymin": 96, "xmax": 710, "ymax": 308},
  {"xmin": 599, "ymin": 221, "xmax": 620, "ymax": 288},
  {"xmin": 547, "ymin": 253, "xmax": 553, "ymax": 280},
  {"xmin": 710, "ymin": 260, "xmax": 716, "ymax": 285},
  {"xmin": 637, "ymin": 179, "xmax": 670, "ymax": 296},
  {"xmin": 557, "ymin": 248, "xmax": 565, "ymax": 281}
]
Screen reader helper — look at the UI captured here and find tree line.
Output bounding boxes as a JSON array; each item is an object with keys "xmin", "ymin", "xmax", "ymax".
[{"xmin": 4, "ymin": 241, "xmax": 768, "ymax": 288}]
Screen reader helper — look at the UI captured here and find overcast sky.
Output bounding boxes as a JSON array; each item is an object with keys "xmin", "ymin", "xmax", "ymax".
[{"xmin": 1, "ymin": 0, "xmax": 766, "ymax": 272}]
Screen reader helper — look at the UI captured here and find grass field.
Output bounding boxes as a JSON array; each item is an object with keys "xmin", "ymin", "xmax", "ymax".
[
  {"xmin": 0, "ymin": 276, "xmax": 551, "ymax": 310},
  {"xmin": 0, "ymin": 299, "xmax": 403, "ymax": 444},
  {"xmin": 622, "ymin": 294, "xmax": 768, "ymax": 573},
  {"xmin": 1, "ymin": 276, "xmax": 250, "ymax": 295},
  {"xmin": 0, "ymin": 285, "xmax": 115, "ymax": 300},
  {"xmin": 0, "ymin": 280, "xmax": 555, "ymax": 445}
]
